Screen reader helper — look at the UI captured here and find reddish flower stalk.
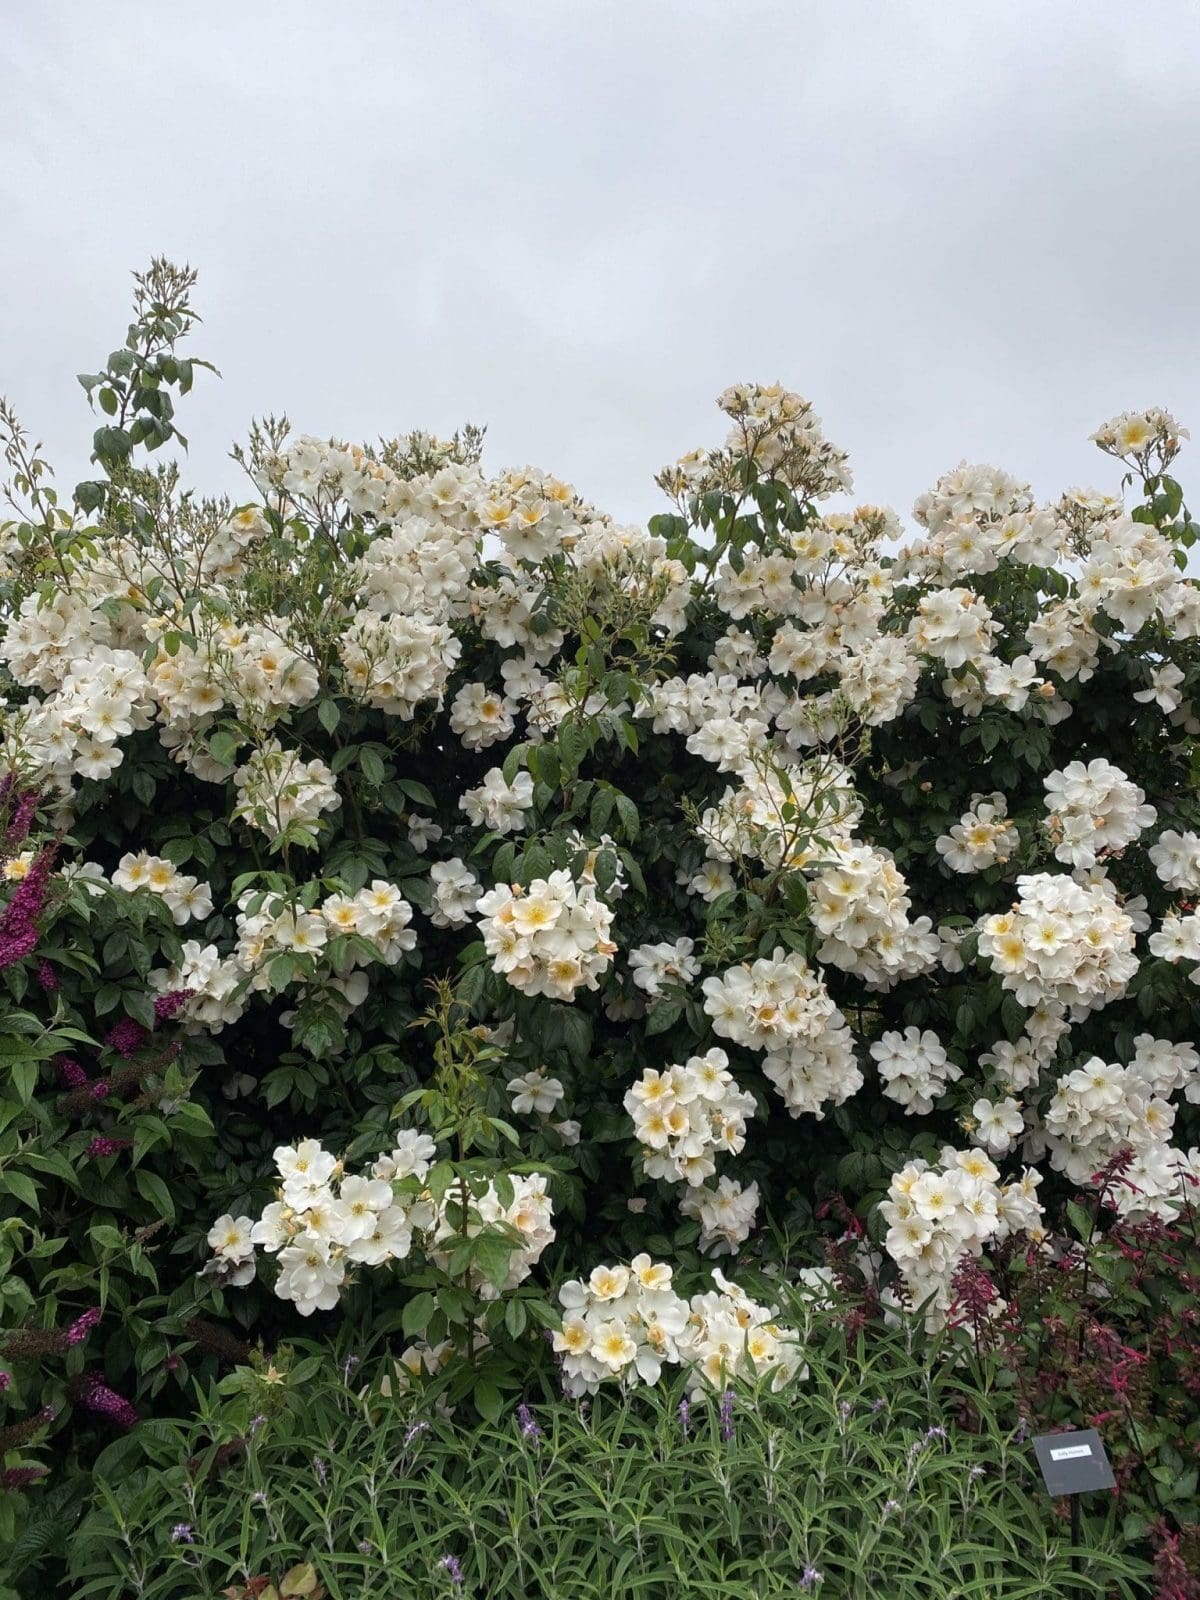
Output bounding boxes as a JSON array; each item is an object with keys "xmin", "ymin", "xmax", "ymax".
[
  {"xmin": 0, "ymin": 1407, "xmax": 55, "ymax": 1453},
  {"xmin": 1, "ymin": 1466, "xmax": 49, "ymax": 1490}
]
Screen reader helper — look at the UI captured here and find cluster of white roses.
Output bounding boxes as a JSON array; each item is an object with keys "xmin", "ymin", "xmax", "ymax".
[
  {"xmin": 427, "ymin": 1171, "xmax": 556, "ymax": 1300},
  {"xmin": 869, "ymin": 1027, "xmax": 962, "ymax": 1116},
  {"xmin": 935, "ymin": 793, "xmax": 1020, "ymax": 875},
  {"xmin": 110, "ymin": 851, "xmax": 214, "ymax": 924},
  {"xmin": 458, "ymin": 768, "xmax": 535, "ymax": 834},
  {"xmin": 702, "ymin": 948, "xmax": 863, "ymax": 1120},
  {"xmin": 1042, "ymin": 759, "xmax": 1156, "ymax": 869},
  {"xmin": 679, "ymin": 1175, "xmax": 762, "ymax": 1256},
  {"xmin": 232, "ymin": 740, "xmax": 341, "ymax": 841},
  {"xmin": 475, "ymin": 870, "xmax": 616, "ymax": 1000},
  {"xmin": 428, "ymin": 857, "xmax": 482, "ymax": 928},
  {"xmin": 1036, "ymin": 1044, "xmax": 1200, "ymax": 1214},
  {"xmin": 1149, "ymin": 908, "xmax": 1200, "ymax": 984},
  {"xmin": 624, "ymin": 1049, "xmax": 756, "ymax": 1188},
  {"xmin": 628, "ymin": 937, "xmax": 701, "ymax": 996},
  {"xmin": 149, "ymin": 878, "xmax": 416, "ymax": 1032},
  {"xmin": 1148, "ymin": 829, "xmax": 1200, "ymax": 893},
  {"xmin": 977, "ymin": 872, "xmax": 1138, "ymax": 1014},
  {"xmin": 658, "ymin": 382, "xmax": 852, "ymax": 507},
  {"xmin": 554, "ymin": 1255, "xmax": 801, "ymax": 1396},
  {"xmin": 205, "ymin": 1133, "xmax": 434, "ymax": 1313},
  {"xmin": 881, "ymin": 1148, "xmax": 1045, "ymax": 1328},
  {"xmin": 206, "ymin": 1132, "xmax": 553, "ymax": 1314},
  {"xmin": 807, "ymin": 842, "xmax": 941, "ymax": 988}
]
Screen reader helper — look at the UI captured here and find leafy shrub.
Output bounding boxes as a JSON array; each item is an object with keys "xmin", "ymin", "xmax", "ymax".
[
  {"xmin": 1, "ymin": 260, "xmax": 1199, "ymax": 1580},
  {"xmin": 940, "ymin": 1152, "xmax": 1200, "ymax": 1572}
]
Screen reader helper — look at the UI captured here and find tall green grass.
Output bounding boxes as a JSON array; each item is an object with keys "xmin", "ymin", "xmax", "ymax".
[{"xmin": 60, "ymin": 1308, "xmax": 1149, "ymax": 1600}]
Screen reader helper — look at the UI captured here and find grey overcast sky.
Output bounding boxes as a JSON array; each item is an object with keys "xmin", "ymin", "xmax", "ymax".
[{"xmin": 3, "ymin": 2, "xmax": 1199, "ymax": 529}]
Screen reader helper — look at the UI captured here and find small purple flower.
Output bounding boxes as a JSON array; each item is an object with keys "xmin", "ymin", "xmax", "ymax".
[
  {"xmin": 64, "ymin": 1308, "xmax": 101, "ymax": 1347},
  {"xmin": 720, "ymin": 1388, "xmax": 735, "ymax": 1442},
  {"xmin": 871, "ymin": 1397, "xmax": 886, "ymax": 1413},
  {"xmin": 358, "ymin": 1540, "xmax": 374, "ymax": 1555},
  {"xmin": 248, "ymin": 1414, "xmax": 267, "ymax": 1437},
  {"xmin": 799, "ymin": 1567, "xmax": 823, "ymax": 1591},
  {"xmin": 881, "ymin": 1498, "xmax": 901, "ymax": 1522},
  {"xmin": 0, "ymin": 1370, "xmax": 9, "ymax": 1392},
  {"xmin": 440, "ymin": 1553, "xmax": 464, "ymax": 1586},
  {"xmin": 341, "ymin": 1353, "xmax": 361, "ymax": 1383},
  {"xmin": 404, "ymin": 1419, "xmax": 430, "ymax": 1447},
  {"xmin": 516, "ymin": 1402, "xmax": 542, "ymax": 1442},
  {"xmin": 838, "ymin": 1400, "xmax": 852, "ymax": 1421},
  {"xmin": 678, "ymin": 1396, "xmax": 691, "ymax": 1436},
  {"xmin": 313, "ymin": 1455, "xmax": 328, "ymax": 1486},
  {"xmin": 251, "ymin": 1490, "xmax": 268, "ymax": 1506},
  {"xmin": 925, "ymin": 1425, "xmax": 947, "ymax": 1442},
  {"xmin": 170, "ymin": 1523, "xmax": 194, "ymax": 1544}
]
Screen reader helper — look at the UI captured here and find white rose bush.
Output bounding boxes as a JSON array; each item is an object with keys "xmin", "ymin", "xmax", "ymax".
[{"xmin": 2, "ymin": 261, "xmax": 1200, "ymax": 1504}]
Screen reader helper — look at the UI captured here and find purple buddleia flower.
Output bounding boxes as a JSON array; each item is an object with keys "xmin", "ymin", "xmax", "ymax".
[
  {"xmin": 57, "ymin": 1056, "xmax": 88, "ymax": 1088},
  {"xmin": 3, "ymin": 789, "xmax": 39, "ymax": 850},
  {"xmin": 84, "ymin": 1136, "xmax": 132, "ymax": 1159},
  {"xmin": 153, "ymin": 989, "xmax": 193, "ymax": 1027},
  {"xmin": 104, "ymin": 1019, "xmax": 148, "ymax": 1059},
  {"xmin": 35, "ymin": 959, "xmax": 58, "ymax": 992},
  {"xmin": 0, "ymin": 845, "xmax": 56, "ymax": 970},
  {"xmin": 1, "ymin": 1466, "xmax": 48, "ymax": 1490},
  {"xmin": 68, "ymin": 1372, "xmax": 138, "ymax": 1429},
  {"xmin": 64, "ymin": 1308, "xmax": 101, "ymax": 1346}
]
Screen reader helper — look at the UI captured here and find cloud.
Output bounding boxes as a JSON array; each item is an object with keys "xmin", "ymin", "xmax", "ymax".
[{"xmin": 2, "ymin": 1, "xmax": 1198, "ymax": 527}]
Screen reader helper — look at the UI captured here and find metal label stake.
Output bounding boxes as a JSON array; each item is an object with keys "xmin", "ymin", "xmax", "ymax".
[{"xmin": 1032, "ymin": 1428, "xmax": 1116, "ymax": 1587}]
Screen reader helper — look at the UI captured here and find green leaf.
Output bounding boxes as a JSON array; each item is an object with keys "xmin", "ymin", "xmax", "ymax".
[
  {"xmin": 396, "ymin": 778, "xmax": 436, "ymax": 809},
  {"xmin": 133, "ymin": 1169, "xmax": 175, "ymax": 1220},
  {"xmin": 10, "ymin": 1058, "xmax": 38, "ymax": 1105},
  {"xmin": 473, "ymin": 1378, "xmax": 503, "ymax": 1422},
  {"xmin": 401, "ymin": 1291, "xmax": 436, "ymax": 1338},
  {"xmin": 504, "ymin": 1297, "xmax": 527, "ymax": 1339},
  {"xmin": 0, "ymin": 1171, "xmax": 39, "ymax": 1211},
  {"xmin": 359, "ymin": 747, "xmax": 386, "ymax": 785},
  {"xmin": 1066, "ymin": 1200, "xmax": 1093, "ymax": 1242},
  {"xmin": 316, "ymin": 697, "xmax": 341, "ymax": 734}
]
